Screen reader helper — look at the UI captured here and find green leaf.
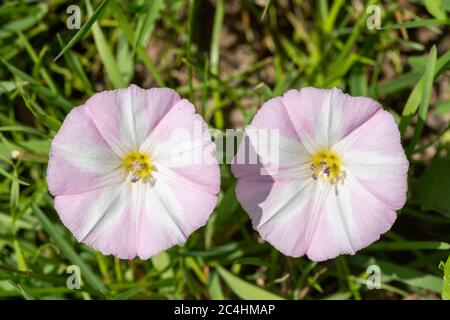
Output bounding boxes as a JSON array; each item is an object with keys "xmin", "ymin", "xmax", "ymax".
[
  {"xmin": 402, "ymin": 47, "xmax": 444, "ymax": 119},
  {"xmin": 408, "ymin": 56, "xmax": 427, "ymax": 74},
  {"xmin": 402, "ymin": 51, "xmax": 450, "ymax": 116},
  {"xmin": 401, "ymin": 46, "xmax": 439, "ymax": 143},
  {"xmin": 418, "ymin": 46, "xmax": 437, "ymax": 118},
  {"xmin": 322, "ymin": 0, "xmax": 344, "ymax": 33},
  {"xmin": 10, "ymin": 282, "xmax": 35, "ymax": 300},
  {"xmin": 18, "ymin": 139, "xmax": 51, "ymax": 154},
  {"xmin": 54, "ymin": 0, "xmax": 111, "ymax": 62},
  {"xmin": 367, "ymin": 241, "xmax": 450, "ymax": 251},
  {"xmin": 215, "ymin": 181, "xmax": 239, "ymax": 222},
  {"xmin": 0, "ymin": 57, "xmax": 72, "ymax": 111},
  {"xmin": 208, "ymin": 271, "xmax": 225, "ymax": 299},
  {"xmin": 112, "ymin": 288, "xmax": 145, "ymax": 300},
  {"xmin": 0, "ymin": 167, "xmax": 29, "ymax": 186},
  {"xmin": 435, "ymin": 100, "xmax": 450, "ymax": 114},
  {"xmin": 261, "ymin": 0, "xmax": 271, "ymax": 21},
  {"xmin": 86, "ymin": 0, "xmax": 126, "ymax": 88},
  {"xmin": 17, "ymin": 31, "xmax": 58, "ymax": 94},
  {"xmin": 416, "ymin": 158, "xmax": 450, "ymax": 218},
  {"xmin": 13, "ymin": 240, "xmax": 28, "ymax": 272},
  {"xmin": 443, "ymin": 0, "xmax": 450, "ymax": 10},
  {"xmin": 216, "ymin": 266, "xmax": 284, "ymax": 300},
  {"xmin": 324, "ymin": 291, "xmax": 352, "ymax": 300},
  {"xmin": 376, "ymin": 72, "xmax": 421, "ymax": 96},
  {"xmin": 116, "ymin": 35, "xmax": 134, "ymax": 83},
  {"xmin": 32, "ymin": 204, "xmax": 107, "ymax": 294},
  {"xmin": 0, "ymin": 81, "xmax": 28, "ymax": 94},
  {"xmin": 383, "ymin": 18, "xmax": 449, "ymax": 29},
  {"xmin": 350, "ymin": 256, "xmax": 443, "ymax": 293},
  {"xmin": 109, "ymin": 1, "xmax": 164, "ymax": 86},
  {"xmin": 424, "ymin": 0, "xmax": 447, "ymax": 20},
  {"xmin": 18, "ymin": 89, "xmax": 62, "ymax": 132},
  {"xmin": 151, "ymin": 252, "xmax": 173, "ymax": 278},
  {"xmin": 442, "ymin": 255, "xmax": 450, "ymax": 300},
  {"xmin": 0, "ymin": 3, "xmax": 47, "ymax": 40},
  {"xmin": 56, "ymin": 35, "xmax": 94, "ymax": 95},
  {"xmin": 349, "ymin": 63, "xmax": 368, "ymax": 96},
  {"xmin": 407, "ymin": 46, "xmax": 437, "ymax": 153},
  {"xmin": 133, "ymin": 0, "xmax": 164, "ymax": 51},
  {"xmin": 210, "ymin": 0, "xmax": 225, "ymax": 129}
]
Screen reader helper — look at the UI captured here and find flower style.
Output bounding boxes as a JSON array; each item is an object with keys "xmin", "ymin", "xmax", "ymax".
[
  {"xmin": 47, "ymin": 85, "xmax": 220, "ymax": 259},
  {"xmin": 232, "ymin": 87, "xmax": 408, "ymax": 261}
]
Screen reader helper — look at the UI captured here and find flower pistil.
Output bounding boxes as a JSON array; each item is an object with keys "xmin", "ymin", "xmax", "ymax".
[
  {"xmin": 122, "ymin": 150, "xmax": 153, "ymax": 183},
  {"xmin": 309, "ymin": 149, "xmax": 342, "ymax": 184}
]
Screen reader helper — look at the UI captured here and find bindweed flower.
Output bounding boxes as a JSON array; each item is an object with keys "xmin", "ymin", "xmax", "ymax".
[
  {"xmin": 47, "ymin": 85, "xmax": 220, "ymax": 259},
  {"xmin": 232, "ymin": 87, "xmax": 408, "ymax": 261}
]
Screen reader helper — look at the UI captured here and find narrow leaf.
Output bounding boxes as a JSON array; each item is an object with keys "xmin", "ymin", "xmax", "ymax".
[
  {"xmin": 216, "ymin": 266, "xmax": 284, "ymax": 300},
  {"xmin": 32, "ymin": 204, "xmax": 107, "ymax": 294},
  {"xmin": 54, "ymin": 0, "xmax": 111, "ymax": 62}
]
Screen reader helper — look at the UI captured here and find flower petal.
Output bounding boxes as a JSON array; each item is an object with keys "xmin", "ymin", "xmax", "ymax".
[
  {"xmin": 232, "ymin": 134, "xmax": 321, "ymax": 257},
  {"xmin": 247, "ymin": 96, "xmax": 298, "ymax": 140},
  {"xmin": 334, "ymin": 109, "xmax": 408, "ymax": 209},
  {"xmin": 84, "ymin": 85, "xmax": 180, "ymax": 155},
  {"xmin": 55, "ymin": 170, "xmax": 219, "ymax": 259},
  {"xmin": 232, "ymin": 96, "xmax": 310, "ymax": 178},
  {"xmin": 47, "ymin": 106, "xmax": 122, "ymax": 196},
  {"xmin": 136, "ymin": 169, "xmax": 219, "ymax": 259},
  {"xmin": 140, "ymin": 99, "xmax": 207, "ymax": 162},
  {"xmin": 282, "ymin": 87, "xmax": 381, "ymax": 151},
  {"xmin": 306, "ymin": 174, "xmax": 397, "ymax": 261},
  {"xmin": 236, "ymin": 174, "xmax": 322, "ymax": 257},
  {"xmin": 54, "ymin": 184, "xmax": 139, "ymax": 259},
  {"xmin": 137, "ymin": 98, "xmax": 220, "ymax": 259},
  {"xmin": 140, "ymin": 99, "xmax": 220, "ymax": 192}
]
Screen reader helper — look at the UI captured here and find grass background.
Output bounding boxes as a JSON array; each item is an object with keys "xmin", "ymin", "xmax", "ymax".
[{"xmin": 0, "ymin": 0, "xmax": 450, "ymax": 300}]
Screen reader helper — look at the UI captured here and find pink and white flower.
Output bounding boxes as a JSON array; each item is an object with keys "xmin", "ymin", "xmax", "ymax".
[
  {"xmin": 232, "ymin": 87, "xmax": 408, "ymax": 261},
  {"xmin": 47, "ymin": 84, "xmax": 220, "ymax": 260}
]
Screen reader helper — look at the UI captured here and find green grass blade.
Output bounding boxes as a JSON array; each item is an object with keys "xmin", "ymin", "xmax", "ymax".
[
  {"xmin": 0, "ymin": 57, "xmax": 73, "ymax": 111},
  {"xmin": 187, "ymin": 0, "xmax": 196, "ymax": 101},
  {"xmin": 0, "ymin": 3, "xmax": 47, "ymax": 40},
  {"xmin": 367, "ymin": 241, "xmax": 450, "ymax": 251},
  {"xmin": 86, "ymin": 0, "xmax": 126, "ymax": 88},
  {"xmin": 57, "ymin": 35, "xmax": 94, "ymax": 95},
  {"xmin": 210, "ymin": 0, "xmax": 225, "ymax": 129},
  {"xmin": 133, "ymin": 0, "xmax": 164, "ymax": 51},
  {"xmin": 109, "ymin": 1, "xmax": 164, "ymax": 86},
  {"xmin": 383, "ymin": 18, "xmax": 449, "ymax": 29},
  {"xmin": 216, "ymin": 266, "xmax": 284, "ymax": 300},
  {"xmin": 261, "ymin": 0, "xmax": 271, "ymax": 21},
  {"xmin": 423, "ymin": 0, "xmax": 447, "ymax": 20},
  {"xmin": 376, "ymin": 72, "xmax": 420, "ymax": 96},
  {"xmin": 54, "ymin": 0, "xmax": 111, "ymax": 62},
  {"xmin": 442, "ymin": 255, "xmax": 450, "ymax": 300},
  {"xmin": 399, "ymin": 49, "xmax": 450, "ymax": 136},
  {"xmin": 17, "ymin": 31, "xmax": 58, "ymax": 94},
  {"xmin": 0, "ymin": 167, "xmax": 29, "ymax": 186},
  {"xmin": 322, "ymin": 0, "xmax": 344, "ymax": 33},
  {"xmin": 18, "ymin": 87, "xmax": 62, "ymax": 132},
  {"xmin": 407, "ymin": 45, "xmax": 437, "ymax": 154},
  {"xmin": 0, "ymin": 80, "xmax": 28, "ymax": 94},
  {"xmin": 350, "ymin": 256, "xmax": 443, "ymax": 293},
  {"xmin": 32, "ymin": 204, "xmax": 107, "ymax": 294},
  {"xmin": 208, "ymin": 271, "xmax": 225, "ymax": 299}
]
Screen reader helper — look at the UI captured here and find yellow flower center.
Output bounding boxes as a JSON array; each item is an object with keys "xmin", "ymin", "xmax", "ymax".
[
  {"xmin": 121, "ymin": 150, "xmax": 153, "ymax": 183},
  {"xmin": 309, "ymin": 149, "xmax": 343, "ymax": 184}
]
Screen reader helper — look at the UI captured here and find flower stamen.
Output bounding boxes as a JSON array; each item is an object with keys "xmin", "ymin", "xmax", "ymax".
[
  {"xmin": 121, "ymin": 151, "xmax": 153, "ymax": 183},
  {"xmin": 309, "ymin": 149, "xmax": 343, "ymax": 184}
]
